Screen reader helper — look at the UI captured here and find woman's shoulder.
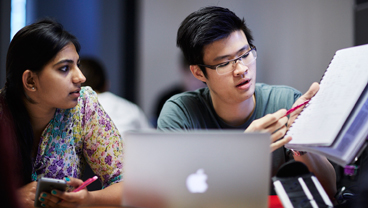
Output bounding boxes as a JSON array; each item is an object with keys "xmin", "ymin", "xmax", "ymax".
[
  {"xmin": 74, "ymin": 86, "xmax": 99, "ymax": 108},
  {"xmin": 79, "ymin": 86, "xmax": 98, "ymax": 100}
]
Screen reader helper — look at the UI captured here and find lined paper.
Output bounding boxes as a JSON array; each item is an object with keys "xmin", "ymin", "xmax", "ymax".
[{"xmin": 286, "ymin": 44, "xmax": 368, "ymax": 146}]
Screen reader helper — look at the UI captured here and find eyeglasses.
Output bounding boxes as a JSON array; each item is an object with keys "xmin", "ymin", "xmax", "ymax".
[{"xmin": 198, "ymin": 45, "xmax": 257, "ymax": 75}]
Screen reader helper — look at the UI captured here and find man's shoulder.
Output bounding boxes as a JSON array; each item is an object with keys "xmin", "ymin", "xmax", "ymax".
[
  {"xmin": 256, "ymin": 83, "xmax": 301, "ymax": 96},
  {"xmin": 167, "ymin": 87, "xmax": 209, "ymax": 104},
  {"xmin": 254, "ymin": 83, "xmax": 302, "ymax": 115}
]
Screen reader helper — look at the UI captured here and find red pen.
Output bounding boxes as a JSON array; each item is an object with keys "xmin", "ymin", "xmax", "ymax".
[
  {"xmin": 72, "ymin": 176, "xmax": 98, "ymax": 192},
  {"xmin": 283, "ymin": 100, "xmax": 310, "ymax": 118}
]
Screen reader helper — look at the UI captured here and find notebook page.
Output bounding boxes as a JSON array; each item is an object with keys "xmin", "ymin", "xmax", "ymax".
[{"xmin": 286, "ymin": 44, "xmax": 368, "ymax": 145}]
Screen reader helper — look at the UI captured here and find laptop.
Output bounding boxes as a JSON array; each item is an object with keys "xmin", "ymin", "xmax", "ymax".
[{"xmin": 122, "ymin": 130, "xmax": 271, "ymax": 208}]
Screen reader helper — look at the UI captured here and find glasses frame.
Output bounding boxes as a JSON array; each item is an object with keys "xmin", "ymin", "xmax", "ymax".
[{"xmin": 198, "ymin": 45, "xmax": 257, "ymax": 75}]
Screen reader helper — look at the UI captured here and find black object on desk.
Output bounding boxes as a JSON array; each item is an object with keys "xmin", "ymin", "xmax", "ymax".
[{"xmin": 272, "ymin": 161, "xmax": 333, "ymax": 208}]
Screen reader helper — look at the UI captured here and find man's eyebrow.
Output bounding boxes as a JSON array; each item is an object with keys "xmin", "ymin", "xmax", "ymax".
[
  {"xmin": 52, "ymin": 59, "xmax": 74, "ymax": 67},
  {"xmin": 213, "ymin": 45, "xmax": 250, "ymax": 62}
]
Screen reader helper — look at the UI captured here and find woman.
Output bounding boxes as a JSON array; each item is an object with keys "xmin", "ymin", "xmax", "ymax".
[{"xmin": 1, "ymin": 19, "xmax": 123, "ymax": 207}]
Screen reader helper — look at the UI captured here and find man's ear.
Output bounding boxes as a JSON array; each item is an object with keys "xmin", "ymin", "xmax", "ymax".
[
  {"xmin": 189, "ymin": 65, "xmax": 207, "ymax": 83},
  {"xmin": 22, "ymin": 69, "xmax": 37, "ymax": 91}
]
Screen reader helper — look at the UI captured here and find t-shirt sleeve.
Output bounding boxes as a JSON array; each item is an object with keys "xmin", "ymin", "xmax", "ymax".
[{"xmin": 81, "ymin": 87, "xmax": 123, "ymax": 188}]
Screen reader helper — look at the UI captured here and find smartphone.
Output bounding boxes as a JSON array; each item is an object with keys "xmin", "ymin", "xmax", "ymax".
[{"xmin": 34, "ymin": 177, "xmax": 67, "ymax": 207}]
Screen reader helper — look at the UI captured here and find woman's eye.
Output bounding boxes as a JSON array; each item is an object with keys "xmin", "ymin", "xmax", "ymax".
[{"xmin": 60, "ymin": 65, "xmax": 69, "ymax": 72}]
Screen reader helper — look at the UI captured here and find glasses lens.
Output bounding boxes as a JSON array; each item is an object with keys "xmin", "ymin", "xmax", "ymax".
[
  {"xmin": 216, "ymin": 49, "xmax": 257, "ymax": 75},
  {"xmin": 216, "ymin": 62, "xmax": 233, "ymax": 75},
  {"xmin": 239, "ymin": 50, "xmax": 257, "ymax": 66}
]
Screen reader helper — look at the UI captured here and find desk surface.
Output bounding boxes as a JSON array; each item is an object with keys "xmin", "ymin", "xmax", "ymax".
[{"xmin": 80, "ymin": 196, "xmax": 283, "ymax": 208}]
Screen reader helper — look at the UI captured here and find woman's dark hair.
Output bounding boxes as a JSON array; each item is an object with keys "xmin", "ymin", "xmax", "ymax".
[
  {"xmin": 177, "ymin": 6, "xmax": 254, "ymax": 77},
  {"xmin": 2, "ymin": 19, "xmax": 80, "ymax": 185}
]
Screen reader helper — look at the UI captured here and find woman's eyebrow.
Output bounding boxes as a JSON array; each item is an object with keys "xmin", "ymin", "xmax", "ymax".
[{"xmin": 52, "ymin": 59, "xmax": 74, "ymax": 67}]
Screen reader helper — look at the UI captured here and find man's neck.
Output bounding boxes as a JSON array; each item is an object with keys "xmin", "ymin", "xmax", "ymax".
[{"xmin": 212, "ymin": 94, "xmax": 255, "ymax": 126}]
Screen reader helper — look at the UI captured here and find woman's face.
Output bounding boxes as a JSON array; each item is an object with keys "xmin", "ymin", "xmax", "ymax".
[{"xmin": 32, "ymin": 43, "xmax": 86, "ymax": 110}]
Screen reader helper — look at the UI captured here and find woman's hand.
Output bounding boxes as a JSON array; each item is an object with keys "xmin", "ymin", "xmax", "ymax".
[
  {"xmin": 37, "ymin": 177, "xmax": 93, "ymax": 207},
  {"xmin": 245, "ymin": 109, "xmax": 291, "ymax": 152},
  {"xmin": 18, "ymin": 181, "xmax": 37, "ymax": 208}
]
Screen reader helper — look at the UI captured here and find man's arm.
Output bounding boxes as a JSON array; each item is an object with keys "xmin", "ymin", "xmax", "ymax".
[
  {"xmin": 244, "ymin": 109, "xmax": 291, "ymax": 152},
  {"xmin": 288, "ymin": 82, "xmax": 337, "ymax": 200},
  {"xmin": 294, "ymin": 153, "xmax": 337, "ymax": 200}
]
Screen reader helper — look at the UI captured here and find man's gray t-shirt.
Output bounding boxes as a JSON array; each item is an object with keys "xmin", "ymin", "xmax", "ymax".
[{"xmin": 157, "ymin": 83, "xmax": 302, "ymax": 191}]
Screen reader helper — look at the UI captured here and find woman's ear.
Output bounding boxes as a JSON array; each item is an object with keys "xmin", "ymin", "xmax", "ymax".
[
  {"xmin": 22, "ymin": 70, "xmax": 37, "ymax": 91},
  {"xmin": 189, "ymin": 65, "xmax": 207, "ymax": 83}
]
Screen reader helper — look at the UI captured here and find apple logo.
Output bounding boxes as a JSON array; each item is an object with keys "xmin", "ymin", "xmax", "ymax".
[{"xmin": 186, "ymin": 169, "xmax": 208, "ymax": 193}]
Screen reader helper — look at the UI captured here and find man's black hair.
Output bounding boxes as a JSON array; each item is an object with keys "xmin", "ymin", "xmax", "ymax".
[{"xmin": 177, "ymin": 6, "xmax": 254, "ymax": 77}]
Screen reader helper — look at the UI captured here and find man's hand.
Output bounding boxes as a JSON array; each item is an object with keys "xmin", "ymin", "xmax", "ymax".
[
  {"xmin": 245, "ymin": 109, "xmax": 291, "ymax": 152},
  {"xmin": 18, "ymin": 181, "xmax": 37, "ymax": 208},
  {"xmin": 287, "ymin": 82, "xmax": 320, "ymax": 128}
]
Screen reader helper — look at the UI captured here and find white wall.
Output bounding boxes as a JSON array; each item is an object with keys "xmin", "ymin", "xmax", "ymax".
[{"xmin": 139, "ymin": 0, "xmax": 354, "ymax": 120}]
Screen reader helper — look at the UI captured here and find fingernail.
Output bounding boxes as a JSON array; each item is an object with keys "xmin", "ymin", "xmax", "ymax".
[
  {"xmin": 39, "ymin": 197, "xmax": 45, "ymax": 202},
  {"xmin": 64, "ymin": 176, "xmax": 70, "ymax": 182},
  {"xmin": 42, "ymin": 193, "xmax": 47, "ymax": 197},
  {"xmin": 51, "ymin": 190, "xmax": 57, "ymax": 195},
  {"xmin": 41, "ymin": 203, "xmax": 46, "ymax": 207}
]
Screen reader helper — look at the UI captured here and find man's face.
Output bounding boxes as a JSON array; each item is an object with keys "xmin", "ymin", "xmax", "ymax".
[{"xmin": 201, "ymin": 30, "xmax": 256, "ymax": 106}]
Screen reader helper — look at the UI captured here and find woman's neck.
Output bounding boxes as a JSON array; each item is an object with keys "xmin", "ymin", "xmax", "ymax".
[{"xmin": 23, "ymin": 98, "xmax": 56, "ymax": 156}]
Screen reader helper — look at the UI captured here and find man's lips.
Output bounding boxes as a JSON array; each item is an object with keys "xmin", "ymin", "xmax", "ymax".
[{"xmin": 236, "ymin": 79, "xmax": 251, "ymax": 87}]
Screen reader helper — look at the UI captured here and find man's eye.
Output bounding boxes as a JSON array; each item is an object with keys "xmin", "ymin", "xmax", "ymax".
[
  {"xmin": 241, "ymin": 52, "xmax": 250, "ymax": 59},
  {"xmin": 218, "ymin": 61, "xmax": 230, "ymax": 68}
]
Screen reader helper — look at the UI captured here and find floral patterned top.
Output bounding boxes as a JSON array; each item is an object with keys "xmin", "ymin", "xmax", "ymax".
[{"xmin": 31, "ymin": 87, "xmax": 123, "ymax": 188}]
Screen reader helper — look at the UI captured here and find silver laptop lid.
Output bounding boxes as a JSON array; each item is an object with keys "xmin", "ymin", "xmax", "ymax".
[{"xmin": 122, "ymin": 130, "xmax": 271, "ymax": 208}]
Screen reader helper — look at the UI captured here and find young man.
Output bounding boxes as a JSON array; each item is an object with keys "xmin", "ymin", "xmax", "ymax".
[{"xmin": 157, "ymin": 6, "xmax": 336, "ymax": 199}]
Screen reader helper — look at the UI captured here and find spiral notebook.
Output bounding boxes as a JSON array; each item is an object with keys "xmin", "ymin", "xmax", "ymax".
[{"xmin": 285, "ymin": 44, "xmax": 368, "ymax": 166}]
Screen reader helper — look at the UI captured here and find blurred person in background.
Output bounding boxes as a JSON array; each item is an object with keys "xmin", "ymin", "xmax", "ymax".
[
  {"xmin": 80, "ymin": 57, "xmax": 152, "ymax": 135},
  {"xmin": 153, "ymin": 54, "xmax": 205, "ymax": 127}
]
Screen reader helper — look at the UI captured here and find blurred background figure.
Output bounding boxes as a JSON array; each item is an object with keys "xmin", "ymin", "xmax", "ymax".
[
  {"xmin": 80, "ymin": 57, "xmax": 152, "ymax": 135},
  {"xmin": 152, "ymin": 54, "xmax": 206, "ymax": 127}
]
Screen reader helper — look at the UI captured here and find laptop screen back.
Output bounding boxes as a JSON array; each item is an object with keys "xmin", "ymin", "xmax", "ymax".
[{"xmin": 122, "ymin": 130, "xmax": 271, "ymax": 208}]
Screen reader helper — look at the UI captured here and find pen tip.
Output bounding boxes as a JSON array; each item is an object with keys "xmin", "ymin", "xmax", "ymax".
[{"xmin": 93, "ymin": 176, "xmax": 98, "ymax": 180}]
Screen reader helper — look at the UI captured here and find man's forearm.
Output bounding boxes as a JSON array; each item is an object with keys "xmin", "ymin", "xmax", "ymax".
[{"xmin": 294, "ymin": 153, "xmax": 337, "ymax": 200}]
